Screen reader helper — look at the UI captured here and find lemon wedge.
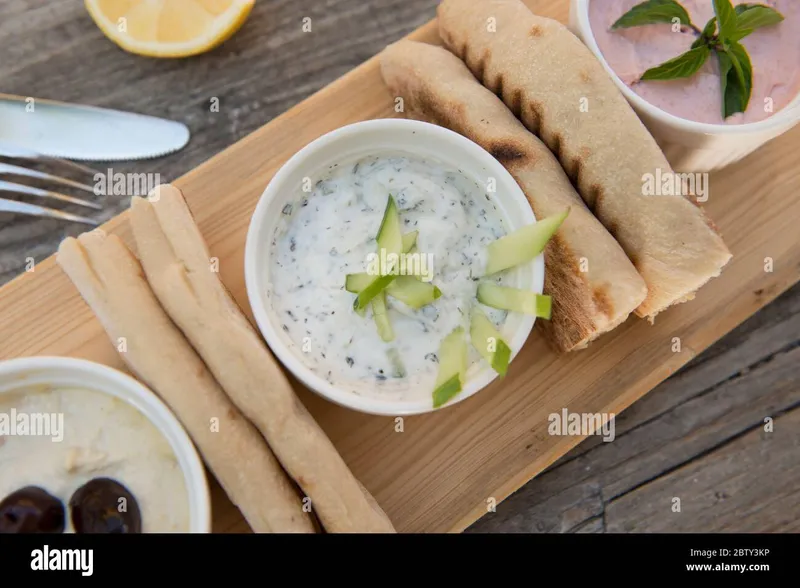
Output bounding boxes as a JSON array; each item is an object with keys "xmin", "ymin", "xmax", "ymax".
[{"xmin": 85, "ymin": 0, "xmax": 255, "ymax": 58}]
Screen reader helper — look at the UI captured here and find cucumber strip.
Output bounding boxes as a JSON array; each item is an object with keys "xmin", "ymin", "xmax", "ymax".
[
  {"xmin": 371, "ymin": 291, "xmax": 394, "ymax": 342},
  {"xmin": 484, "ymin": 208, "xmax": 570, "ymax": 276},
  {"xmin": 354, "ymin": 274, "xmax": 396, "ymax": 310},
  {"xmin": 386, "ymin": 276, "xmax": 442, "ymax": 309},
  {"xmin": 387, "ymin": 348, "xmax": 406, "ymax": 378},
  {"xmin": 477, "ymin": 283, "xmax": 552, "ymax": 319},
  {"xmin": 375, "ymin": 194, "xmax": 403, "ymax": 275},
  {"xmin": 345, "ymin": 230, "xmax": 420, "ymax": 294},
  {"xmin": 345, "ymin": 273, "xmax": 372, "ymax": 293},
  {"xmin": 469, "ymin": 308, "xmax": 512, "ymax": 377},
  {"xmin": 432, "ymin": 374, "xmax": 462, "ymax": 409},
  {"xmin": 401, "ymin": 230, "xmax": 418, "ymax": 253},
  {"xmin": 432, "ymin": 326, "xmax": 467, "ymax": 408}
]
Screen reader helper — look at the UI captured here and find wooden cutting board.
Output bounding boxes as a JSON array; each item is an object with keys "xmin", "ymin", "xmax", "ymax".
[{"xmin": 1, "ymin": 0, "xmax": 799, "ymax": 533}]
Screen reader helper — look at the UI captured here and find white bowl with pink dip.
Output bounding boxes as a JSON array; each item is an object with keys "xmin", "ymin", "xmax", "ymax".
[{"xmin": 570, "ymin": 0, "xmax": 800, "ymax": 172}]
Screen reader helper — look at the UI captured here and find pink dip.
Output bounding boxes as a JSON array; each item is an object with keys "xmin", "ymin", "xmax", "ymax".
[{"xmin": 589, "ymin": 0, "xmax": 800, "ymax": 124}]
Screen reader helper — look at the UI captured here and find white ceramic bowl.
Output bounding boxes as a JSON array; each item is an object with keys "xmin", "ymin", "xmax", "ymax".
[
  {"xmin": 0, "ymin": 356, "xmax": 211, "ymax": 533},
  {"xmin": 570, "ymin": 0, "xmax": 800, "ymax": 172},
  {"xmin": 245, "ymin": 118, "xmax": 544, "ymax": 416}
]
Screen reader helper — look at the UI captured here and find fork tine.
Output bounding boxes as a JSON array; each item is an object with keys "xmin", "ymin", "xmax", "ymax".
[
  {"xmin": 0, "ymin": 163, "xmax": 96, "ymax": 193},
  {"xmin": 0, "ymin": 197, "xmax": 99, "ymax": 226},
  {"xmin": 0, "ymin": 180, "xmax": 102, "ymax": 210},
  {"xmin": 0, "ymin": 141, "xmax": 99, "ymax": 176}
]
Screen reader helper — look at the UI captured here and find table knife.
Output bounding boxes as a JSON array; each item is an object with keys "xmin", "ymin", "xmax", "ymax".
[{"xmin": 0, "ymin": 93, "xmax": 190, "ymax": 161}]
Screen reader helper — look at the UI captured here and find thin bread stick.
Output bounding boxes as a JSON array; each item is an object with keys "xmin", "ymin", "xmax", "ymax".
[
  {"xmin": 438, "ymin": 0, "xmax": 732, "ymax": 319},
  {"xmin": 129, "ymin": 185, "xmax": 395, "ymax": 533},
  {"xmin": 381, "ymin": 40, "xmax": 648, "ymax": 351},
  {"xmin": 56, "ymin": 230, "xmax": 315, "ymax": 533}
]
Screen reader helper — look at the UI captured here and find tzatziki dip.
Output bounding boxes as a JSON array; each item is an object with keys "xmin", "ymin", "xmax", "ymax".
[
  {"xmin": 0, "ymin": 386, "xmax": 190, "ymax": 533},
  {"xmin": 267, "ymin": 152, "xmax": 513, "ymax": 403}
]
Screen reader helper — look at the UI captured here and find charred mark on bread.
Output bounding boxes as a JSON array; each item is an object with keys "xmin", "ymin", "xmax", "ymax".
[
  {"xmin": 488, "ymin": 141, "xmax": 528, "ymax": 167},
  {"xmin": 589, "ymin": 184, "xmax": 604, "ymax": 214},
  {"xmin": 525, "ymin": 100, "xmax": 544, "ymax": 137},
  {"xmin": 570, "ymin": 156, "xmax": 583, "ymax": 188},
  {"xmin": 538, "ymin": 232, "xmax": 597, "ymax": 350},
  {"xmin": 592, "ymin": 284, "xmax": 615, "ymax": 318},
  {"xmin": 459, "ymin": 39, "xmax": 468, "ymax": 60},
  {"xmin": 494, "ymin": 72, "xmax": 505, "ymax": 98},
  {"xmin": 551, "ymin": 132, "xmax": 563, "ymax": 160},
  {"xmin": 474, "ymin": 49, "xmax": 490, "ymax": 83},
  {"xmin": 508, "ymin": 88, "xmax": 523, "ymax": 117},
  {"xmin": 414, "ymin": 88, "xmax": 465, "ymax": 133}
]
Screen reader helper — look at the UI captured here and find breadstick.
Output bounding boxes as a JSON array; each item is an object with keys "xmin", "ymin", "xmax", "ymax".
[
  {"xmin": 438, "ymin": 0, "xmax": 732, "ymax": 319},
  {"xmin": 56, "ymin": 230, "xmax": 314, "ymax": 533},
  {"xmin": 381, "ymin": 40, "xmax": 648, "ymax": 351},
  {"xmin": 129, "ymin": 185, "xmax": 395, "ymax": 533}
]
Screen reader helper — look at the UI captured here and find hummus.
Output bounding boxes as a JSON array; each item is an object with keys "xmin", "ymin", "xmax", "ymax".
[
  {"xmin": 0, "ymin": 386, "xmax": 190, "ymax": 532},
  {"xmin": 589, "ymin": 0, "xmax": 800, "ymax": 124}
]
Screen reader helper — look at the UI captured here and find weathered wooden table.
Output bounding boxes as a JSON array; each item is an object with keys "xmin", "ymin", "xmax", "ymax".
[{"xmin": 1, "ymin": 0, "xmax": 797, "ymax": 532}]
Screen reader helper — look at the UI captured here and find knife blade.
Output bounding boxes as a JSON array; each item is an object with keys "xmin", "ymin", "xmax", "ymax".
[{"xmin": 0, "ymin": 93, "xmax": 190, "ymax": 162}]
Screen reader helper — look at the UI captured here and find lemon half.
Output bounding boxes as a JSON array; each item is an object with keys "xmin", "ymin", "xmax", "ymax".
[{"xmin": 85, "ymin": 0, "xmax": 255, "ymax": 58}]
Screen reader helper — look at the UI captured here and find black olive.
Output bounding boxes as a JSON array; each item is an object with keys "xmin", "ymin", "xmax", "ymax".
[
  {"xmin": 69, "ymin": 478, "xmax": 141, "ymax": 533},
  {"xmin": 0, "ymin": 486, "xmax": 65, "ymax": 533}
]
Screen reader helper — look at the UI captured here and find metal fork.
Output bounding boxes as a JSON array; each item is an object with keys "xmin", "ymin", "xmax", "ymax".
[{"xmin": 0, "ymin": 142, "xmax": 100, "ymax": 226}]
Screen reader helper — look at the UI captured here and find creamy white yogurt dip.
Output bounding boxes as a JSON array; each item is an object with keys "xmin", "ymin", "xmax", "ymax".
[
  {"xmin": 268, "ymin": 152, "xmax": 512, "ymax": 403},
  {"xmin": 0, "ymin": 386, "xmax": 190, "ymax": 532}
]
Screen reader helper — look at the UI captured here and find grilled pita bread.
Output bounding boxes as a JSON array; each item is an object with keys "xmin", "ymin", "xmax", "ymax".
[
  {"xmin": 438, "ymin": 0, "xmax": 731, "ymax": 318},
  {"xmin": 381, "ymin": 40, "xmax": 647, "ymax": 351},
  {"xmin": 129, "ymin": 186, "xmax": 395, "ymax": 533}
]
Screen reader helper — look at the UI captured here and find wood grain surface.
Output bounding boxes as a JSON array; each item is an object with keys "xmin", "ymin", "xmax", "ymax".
[{"xmin": 0, "ymin": 0, "xmax": 797, "ymax": 532}]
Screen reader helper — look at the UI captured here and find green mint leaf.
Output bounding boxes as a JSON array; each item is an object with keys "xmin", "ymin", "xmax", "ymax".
[
  {"xmin": 730, "ymin": 4, "xmax": 784, "ymax": 41},
  {"xmin": 691, "ymin": 16, "xmax": 718, "ymax": 48},
  {"xmin": 717, "ymin": 50, "xmax": 736, "ymax": 116},
  {"xmin": 611, "ymin": 0, "xmax": 692, "ymax": 30},
  {"xmin": 700, "ymin": 17, "xmax": 718, "ymax": 38},
  {"xmin": 718, "ymin": 42, "xmax": 753, "ymax": 118},
  {"xmin": 641, "ymin": 45, "xmax": 710, "ymax": 81},
  {"xmin": 713, "ymin": 0, "xmax": 738, "ymax": 41},
  {"xmin": 728, "ymin": 42, "xmax": 753, "ymax": 110},
  {"xmin": 735, "ymin": 2, "xmax": 777, "ymax": 16}
]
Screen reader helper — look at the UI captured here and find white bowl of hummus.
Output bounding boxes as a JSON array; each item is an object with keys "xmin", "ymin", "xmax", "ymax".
[
  {"xmin": 245, "ymin": 119, "xmax": 544, "ymax": 416},
  {"xmin": 570, "ymin": 0, "xmax": 800, "ymax": 172},
  {"xmin": 0, "ymin": 356, "xmax": 211, "ymax": 533}
]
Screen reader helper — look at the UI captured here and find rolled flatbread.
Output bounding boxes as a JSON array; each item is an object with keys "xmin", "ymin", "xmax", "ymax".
[
  {"xmin": 438, "ymin": 0, "xmax": 732, "ymax": 318},
  {"xmin": 381, "ymin": 40, "xmax": 647, "ymax": 351},
  {"xmin": 57, "ymin": 231, "xmax": 314, "ymax": 533},
  {"xmin": 129, "ymin": 185, "xmax": 395, "ymax": 533}
]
